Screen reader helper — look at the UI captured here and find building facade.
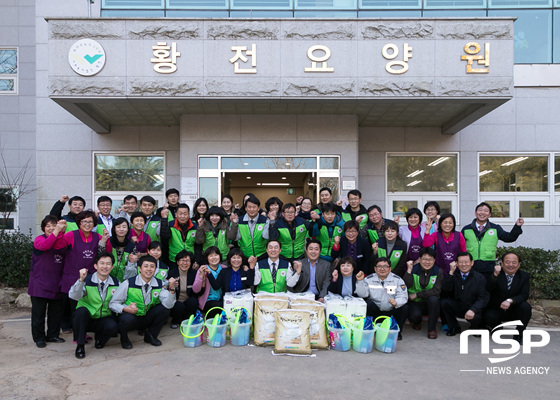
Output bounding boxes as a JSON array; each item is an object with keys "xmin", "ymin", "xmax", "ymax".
[{"xmin": 1, "ymin": 0, "xmax": 559, "ymax": 250}]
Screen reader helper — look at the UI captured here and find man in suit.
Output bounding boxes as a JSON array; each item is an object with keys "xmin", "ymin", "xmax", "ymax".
[
  {"xmin": 484, "ymin": 251, "xmax": 532, "ymax": 343},
  {"xmin": 287, "ymin": 239, "xmax": 332, "ymax": 302},
  {"xmin": 254, "ymin": 240, "xmax": 291, "ymax": 293},
  {"xmin": 441, "ymin": 252, "xmax": 490, "ymax": 336}
]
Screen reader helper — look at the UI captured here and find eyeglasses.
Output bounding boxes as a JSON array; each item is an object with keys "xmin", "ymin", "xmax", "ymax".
[
  {"xmin": 80, "ymin": 220, "xmax": 94, "ymax": 225},
  {"xmin": 375, "ymin": 265, "xmax": 390, "ymax": 269}
]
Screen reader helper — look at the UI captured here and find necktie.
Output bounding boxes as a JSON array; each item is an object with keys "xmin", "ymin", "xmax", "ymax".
[
  {"xmin": 462, "ymin": 274, "xmax": 467, "ymax": 281},
  {"xmin": 271, "ymin": 262, "xmax": 277, "ymax": 283},
  {"xmin": 506, "ymin": 274, "xmax": 513, "ymax": 290},
  {"xmin": 144, "ymin": 283, "xmax": 151, "ymax": 305},
  {"xmin": 478, "ymin": 225, "xmax": 484, "ymax": 233},
  {"xmin": 99, "ymin": 281, "xmax": 105, "ymax": 301}
]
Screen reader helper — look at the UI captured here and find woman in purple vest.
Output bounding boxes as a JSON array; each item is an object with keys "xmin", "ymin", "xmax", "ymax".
[
  {"xmin": 422, "ymin": 213, "xmax": 466, "ymax": 275},
  {"xmin": 28, "ymin": 215, "xmax": 68, "ymax": 348},
  {"xmin": 399, "ymin": 208, "xmax": 426, "ymax": 263},
  {"xmin": 55, "ymin": 209, "xmax": 112, "ymax": 333}
]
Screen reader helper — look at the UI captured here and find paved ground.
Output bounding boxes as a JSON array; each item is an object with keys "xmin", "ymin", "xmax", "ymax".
[{"xmin": 1, "ymin": 310, "xmax": 558, "ymax": 400}]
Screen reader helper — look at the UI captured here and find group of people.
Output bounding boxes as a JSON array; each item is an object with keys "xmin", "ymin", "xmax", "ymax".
[{"xmin": 28, "ymin": 187, "xmax": 532, "ymax": 358}]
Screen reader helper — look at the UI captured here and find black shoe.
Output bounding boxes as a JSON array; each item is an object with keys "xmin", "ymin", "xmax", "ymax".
[
  {"xmin": 36, "ymin": 341, "xmax": 46, "ymax": 348},
  {"xmin": 46, "ymin": 337, "xmax": 65, "ymax": 343},
  {"xmin": 94, "ymin": 339, "xmax": 103, "ymax": 349},
  {"xmin": 446, "ymin": 327, "xmax": 462, "ymax": 337},
  {"xmin": 137, "ymin": 330, "xmax": 144, "ymax": 336},
  {"xmin": 514, "ymin": 334, "xmax": 524, "ymax": 345},
  {"xmin": 121, "ymin": 340, "xmax": 133, "ymax": 350},
  {"xmin": 75, "ymin": 345, "xmax": 85, "ymax": 359},
  {"xmin": 144, "ymin": 333, "xmax": 162, "ymax": 347},
  {"xmin": 170, "ymin": 323, "xmax": 179, "ymax": 329},
  {"xmin": 397, "ymin": 332, "xmax": 403, "ymax": 341}
]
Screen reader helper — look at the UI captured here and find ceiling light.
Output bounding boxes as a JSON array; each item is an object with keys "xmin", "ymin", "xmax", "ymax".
[
  {"xmin": 243, "ymin": 162, "xmax": 249, "ymax": 166},
  {"xmin": 501, "ymin": 157, "xmax": 529, "ymax": 167},
  {"xmin": 406, "ymin": 180, "xmax": 422, "ymax": 187},
  {"xmin": 428, "ymin": 157, "xmax": 449, "ymax": 166},
  {"xmin": 407, "ymin": 170, "xmax": 424, "ymax": 178},
  {"xmin": 246, "ymin": 176, "xmax": 251, "ymax": 179},
  {"xmin": 261, "ymin": 183, "xmax": 290, "ymax": 186},
  {"xmin": 281, "ymin": 177, "xmax": 287, "ymax": 180}
]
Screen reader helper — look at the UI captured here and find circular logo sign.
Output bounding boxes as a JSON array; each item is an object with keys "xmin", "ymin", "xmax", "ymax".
[{"xmin": 68, "ymin": 39, "xmax": 106, "ymax": 76}]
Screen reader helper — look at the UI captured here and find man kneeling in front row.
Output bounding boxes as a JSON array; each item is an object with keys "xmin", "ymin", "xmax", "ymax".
[
  {"xmin": 69, "ymin": 252, "xmax": 120, "ymax": 359},
  {"xmin": 109, "ymin": 255, "xmax": 176, "ymax": 349}
]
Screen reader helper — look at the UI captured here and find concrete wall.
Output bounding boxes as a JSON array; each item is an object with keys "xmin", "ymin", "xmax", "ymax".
[
  {"xmin": 0, "ymin": 0, "xmax": 36, "ymax": 232},
  {"xmin": 358, "ymin": 86, "xmax": 560, "ymax": 250}
]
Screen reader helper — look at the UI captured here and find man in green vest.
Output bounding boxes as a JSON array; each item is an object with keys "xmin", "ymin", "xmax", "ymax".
[
  {"xmin": 461, "ymin": 202, "xmax": 524, "ymax": 278},
  {"xmin": 236, "ymin": 195, "xmax": 270, "ymax": 259},
  {"xmin": 310, "ymin": 202, "xmax": 344, "ymax": 262},
  {"xmin": 140, "ymin": 195, "xmax": 161, "ymax": 242},
  {"xmin": 160, "ymin": 203, "xmax": 197, "ymax": 267},
  {"xmin": 255, "ymin": 240, "xmax": 296, "ymax": 293},
  {"xmin": 340, "ymin": 189, "xmax": 368, "ymax": 230},
  {"xmin": 109, "ymin": 256, "xmax": 176, "ymax": 349},
  {"xmin": 69, "ymin": 252, "xmax": 119, "ymax": 359},
  {"xmin": 269, "ymin": 203, "xmax": 311, "ymax": 262},
  {"xmin": 49, "ymin": 194, "xmax": 85, "ymax": 232},
  {"xmin": 402, "ymin": 247, "xmax": 443, "ymax": 339}
]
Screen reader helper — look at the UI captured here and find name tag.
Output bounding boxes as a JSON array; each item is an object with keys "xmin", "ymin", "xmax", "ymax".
[
  {"xmin": 187, "ymin": 285, "xmax": 192, "ymax": 289},
  {"xmin": 369, "ymin": 284, "xmax": 383, "ymax": 289},
  {"xmin": 386, "ymin": 286, "xmax": 397, "ymax": 294},
  {"xmin": 357, "ymin": 255, "xmax": 363, "ymax": 259},
  {"xmin": 241, "ymin": 277, "xmax": 247, "ymax": 281}
]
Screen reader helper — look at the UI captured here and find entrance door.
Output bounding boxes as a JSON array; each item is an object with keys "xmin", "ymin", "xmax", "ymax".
[{"xmin": 223, "ymin": 172, "xmax": 316, "ymax": 207}]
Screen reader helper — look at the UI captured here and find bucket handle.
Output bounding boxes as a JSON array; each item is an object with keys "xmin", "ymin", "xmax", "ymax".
[
  {"xmin": 373, "ymin": 315, "xmax": 391, "ymax": 326},
  {"xmin": 180, "ymin": 322, "xmax": 204, "ymax": 339},
  {"xmin": 204, "ymin": 307, "xmax": 227, "ymax": 324}
]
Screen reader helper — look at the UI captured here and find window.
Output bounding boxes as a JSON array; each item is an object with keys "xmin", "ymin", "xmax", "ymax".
[
  {"xmin": 93, "ymin": 153, "xmax": 166, "ymax": 212},
  {"xmin": 0, "ymin": 48, "xmax": 17, "ymax": 94},
  {"xmin": 479, "ymin": 154, "xmax": 552, "ymax": 224},
  {"xmin": 386, "ymin": 154, "xmax": 459, "ymax": 222},
  {"xmin": 0, "ymin": 187, "xmax": 17, "ymax": 230}
]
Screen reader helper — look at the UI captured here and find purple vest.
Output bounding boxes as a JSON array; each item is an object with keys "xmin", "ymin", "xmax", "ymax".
[
  {"xmin": 60, "ymin": 230, "xmax": 100, "ymax": 293},
  {"xmin": 435, "ymin": 231, "xmax": 461, "ymax": 275},
  {"xmin": 406, "ymin": 234, "xmax": 423, "ymax": 262},
  {"xmin": 128, "ymin": 231, "xmax": 150, "ymax": 254},
  {"xmin": 27, "ymin": 236, "xmax": 66, "ymax": 299}
]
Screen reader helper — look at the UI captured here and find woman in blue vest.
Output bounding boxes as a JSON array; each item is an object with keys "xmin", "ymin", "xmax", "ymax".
[
  {"xmin": 398, "ymin": 208, "xmax": 426, "ymax": 263},
  {"xmin": 192, "ymin": 246, "xmax": 225, "ymax": 319},
  {"xmin": 403, "ymin": 247, "xmax": 443, "ymax": 339}
]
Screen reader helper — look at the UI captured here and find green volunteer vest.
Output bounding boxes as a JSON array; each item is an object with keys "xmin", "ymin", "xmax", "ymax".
[
  {"xmin": 169, "ymin": 226, "xmax": 196, "ymax": 262},
  {"xmin": 257, "ymin": 268, "xmax": 288, "ymax": 293},
  {"xmin": 408, "ymin": 265, "xmax": 439, "ymax": 302},
  {"xmin": 202, "ymin": 229, "xmax": 230, "ymax": 260},
  {"xmin": 367, "ymin": 229, "xmax": 380, "ymax": 245},
  {"xmin": 63, "ymin": 216, "xmax": 78, "ymax": 233},
  {"xmin": 76, "ymin": 276, "xmax": 118, "ymax": 319},
  {"xmin": 124, "ymin": 278, "xmax": 163, "ymax": 317},
  {"xmin": 341, "ymin": 211, "xmax": 368, "ymax": 229},
  {"xmin": 377, "ymin": 247, "xmax": 404, "ymax": 271},
  {"xmin": 110, "ymin": 245, "xmax": 134, "ymax": 282},
  {"xmin": 96, "ymin": 224, "xmax": 106, "ymax": 236},
  {"xmin": 317, "ymin": 224, "xmax": 343, "ymax": 259},
  {"xmin": 145, "ymin": 218, "xmax": 161, "ymax": 242},
  {"xmin": 277, "ymin": 220, "xmax": 307, "ymax": 260},
  {"xmin": 464, "ymin": 228, "xmax": 499, "ymax": 261},
  {"xmin": 238, "ymin": 217, "xmax": 267, "ymax": 258}
]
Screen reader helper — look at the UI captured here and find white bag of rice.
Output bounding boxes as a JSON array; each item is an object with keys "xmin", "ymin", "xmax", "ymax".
[
  {"xmin": 253, "ymin": 298, "xmax": 290, "ymax": 346},
  {"xmin": 290, "ymin": 300, "xmax": 328, "ymax": 350},
  {"xmin": 273, "ymin": 309, "xmax": 312, "ymax": 355}
]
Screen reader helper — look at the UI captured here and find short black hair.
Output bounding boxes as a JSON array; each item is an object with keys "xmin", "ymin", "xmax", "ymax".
[
  {"xmin": 245, "ymin": 194, "xmax": 261, "ymax": 208},
  {"xmin": 405, "ymin": 208, "xmax": 423, "ymax": 224},
  {"xmin": 130, "ymin": 211, "xmax": 146, "ymax": 224},
  {"xmin": 97, "ymin": 196, "xmax": 112, "ymax": 205},
  {"xmin": 265, "ymin": 197, "xmax": 284, "ymax": 212},
  {"xmin": 419, "ymin": 247, "xmax": 436, "ymax": 259},
  {"xmin": 40, "ymin": 215, "xmax": 59, "ymax": 232},
  {"xmin": 166, "ymin": 188, "xmax": 180, "ymax": 198},
  {"xmin": 123, "ymin": 194, "xmax": 137, "ymax": 203},
  {"xmin": 384, "ymin": 220, "xmax": 399, "ymax": 232},
  {"xmin": 267, "ymin": 239, "xmax": 282, "ymax": 249},
  {"xmin": 140, "ymin": 195, "xmax": 156, "ymax": 206},
  {"xmin": 322, "ymin": 202, "xmax": 337, "ymax": 214},
  {"xmin": 95, "ymin": 251, "xmax": 115, "ymax": 265},
  {"xmin": 282, "ymin": 203, "xmax": 296, "ymax": 213},
  {"xmin": 75, "ymin": 210, "xmax": 98, "ymax": 227},
  {"xmin": 367, "ymin": 205, "xmax": 382, "ymax": 214},
  {"xmin": 306, "ymin": 238, "xmax": 322, "ymax": 250},
  {"xmin": 348, "ymin": 189, "xmax": 362, "ymax": 199},
  {"xmin": 457, "ymin": 251, "xmax": 473, "ymax": 261},
  {"xmin": 501, "ymin": 251, "xmax": 521, "ymax": 263},
  {"xmin": 476, "ymin": 202, "xmax": 492, "ymax": 213},
  {"xmin": 319, "ymin": 187, "xmax": 332, "ymax": 195},
  {"xmin": 423, "ymin": 201, "xmax": 440, "ymax": 214},
  {"xmin": 69, "ymin": 196, "xmax": 86, "ymax": 207},
  {"xmin": 343, "ymin": 220, "xmax": 360, "ymax": 232},
  {"xmin": 375, "ymin": 257, "xmax": 390, "ymax": 267},
  {"xmin": 138, "ymin": 255, "xmax": 157, "ymax": 268},
  {"xmin": 177, "ymin": 203, "xmax": 190, "ymax": 212}
]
